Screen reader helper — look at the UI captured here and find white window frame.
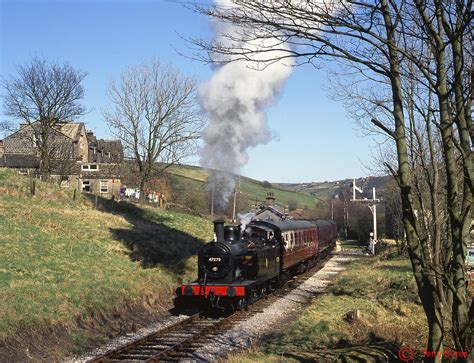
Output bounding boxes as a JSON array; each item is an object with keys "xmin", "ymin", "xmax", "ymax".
[
  {"xmin": 82, "ymin": 164, "xmax": 99, "ymax": 171},
  {"xmin": 99, "ymin": 180, "xmax": 108, "ymax": 194}
]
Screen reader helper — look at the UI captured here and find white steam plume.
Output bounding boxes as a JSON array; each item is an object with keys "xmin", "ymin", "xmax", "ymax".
[
  {"xmin": 238, "ymin": 212, "xmax": 256, "ymax": 233},
  {"xmin": 200, "ymin": 1, "xmax": 293, "ymax": 212}
]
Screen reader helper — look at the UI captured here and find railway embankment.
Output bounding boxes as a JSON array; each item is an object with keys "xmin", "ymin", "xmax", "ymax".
[
  {"xmin": 0, "ymin": 169, "xmax": 212, "ymax": 362},
  {"xmin": 230, "ymin": 246, "xmax": 428, "ymax": 362}
]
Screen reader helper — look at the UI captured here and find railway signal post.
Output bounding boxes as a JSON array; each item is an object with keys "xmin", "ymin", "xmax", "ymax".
[{"xmin": 351, "ymin": 178, "xmax": 380, "ymax": 254}]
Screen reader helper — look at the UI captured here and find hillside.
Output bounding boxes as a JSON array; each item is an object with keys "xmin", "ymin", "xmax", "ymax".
[
  {"xmin": 0, "ymin": 168, "xmax": 213, "ymax": 361},
  {"xmin": 275, "ymin": 176, "xmax": 391, "ymax": 200},
  {"xmin": 166, "ymin": 164, "xmax": 317, "ymax": 212},
  {"xmin": 164, "ymin": 166, "xmax": 391, "ymax": 222}
]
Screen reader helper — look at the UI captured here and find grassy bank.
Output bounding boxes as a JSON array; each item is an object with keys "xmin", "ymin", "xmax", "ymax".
[
  {"xmin": 0, "ymin": 169, "xmax": 212, "ymax": 359},
  {"xmin": 232, "ymin": 250, "xmax": 428, "ymax": 362}
]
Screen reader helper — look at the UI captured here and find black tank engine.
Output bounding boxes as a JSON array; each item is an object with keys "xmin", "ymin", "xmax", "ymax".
[{"xmin": 178, "ymin": 218, "xmax": 337, "ymax": 310}]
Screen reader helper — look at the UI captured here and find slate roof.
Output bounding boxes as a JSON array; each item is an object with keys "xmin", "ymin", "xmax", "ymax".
[
  {"xmin": 86, "ymin": 133, "xmax": 123, "ymax": 163},
  {"xmin": 254, "ymin": 206, "xmax": 286, "ymax": 221},
  {"xmin": 1, "ymin": 121, "xmax": 123, "ymax": 169},
  {"xmin": 0, "ymin": 154, "xmax": 41, "ymax": 168}
]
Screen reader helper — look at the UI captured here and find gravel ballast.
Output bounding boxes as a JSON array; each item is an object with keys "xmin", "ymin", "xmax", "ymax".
[{"xmin": 75, "ymin": 249, "xmax": 358, "ymax": 362}]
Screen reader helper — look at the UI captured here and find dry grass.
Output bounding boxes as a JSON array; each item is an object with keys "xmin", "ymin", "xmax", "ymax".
[
  {"xmin": 167, "ymin": 165, "xmax": 209, "ymax": 182},
  {"xmin": 0, "ymin": 169, "xmax": 213, "ymax": 360}
]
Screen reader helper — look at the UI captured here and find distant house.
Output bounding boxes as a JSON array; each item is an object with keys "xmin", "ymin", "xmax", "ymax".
[
  {"xmin": 0, "ymin": 121, "xmax": 123, "ymax": 198},
  {"xmin": 253, "ymin": 192, "xmax": 287, "ymax": 221}
]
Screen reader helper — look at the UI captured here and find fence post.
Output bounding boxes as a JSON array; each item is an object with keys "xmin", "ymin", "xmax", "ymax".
[{"xmin": 30, "ymin": 176, "xmax": 36, "ymax": 196}]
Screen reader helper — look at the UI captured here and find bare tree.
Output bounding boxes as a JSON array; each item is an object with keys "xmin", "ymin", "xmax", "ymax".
[
  {"xmin": 103, "ymin": 60, "xmax": 203, "ymax": 202},
  {"xmin": 1, "ymin": 57, "xmax": 86, "ymax": 178},
  {"xmin": 189, "ymin": 0, "xmax": 472, "ymax": 358}
]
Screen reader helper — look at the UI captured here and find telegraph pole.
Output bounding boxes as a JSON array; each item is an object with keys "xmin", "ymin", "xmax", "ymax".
[
  {"xmin": 232, "ymin": 190, "xmax": 237, "ymax": 223},
  {"xmin": 211, "ymin": 184, "xmax": 214, "ymax": 220}
]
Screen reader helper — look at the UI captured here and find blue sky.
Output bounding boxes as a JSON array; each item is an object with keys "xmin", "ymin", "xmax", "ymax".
[{"xmin": 1, "ymin": 0, "xmax": 377, "ymax": 183}]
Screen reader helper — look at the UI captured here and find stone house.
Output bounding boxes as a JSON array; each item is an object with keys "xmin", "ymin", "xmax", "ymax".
[
  {"xmin": 253, "ymin": 192, "xmax": 287, "ymax": 221},
  {"xmin": 0, "ymin": 121, "xmax": 123, "ymax": 198}
]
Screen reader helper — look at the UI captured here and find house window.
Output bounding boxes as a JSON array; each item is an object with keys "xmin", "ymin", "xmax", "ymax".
[
  {"xmin": 82, "ymin": 180, "xmax": 91, "ymax": 192},
  {"xmin": 100, "ymin": 180, "xmax": 108, "ymax": 193},
  {"xmin": 81, "ymin": 164, "xmax": 99, "ymax": 171}
]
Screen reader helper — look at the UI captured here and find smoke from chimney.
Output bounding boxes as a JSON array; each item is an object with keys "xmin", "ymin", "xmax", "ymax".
[{"xmin": 199, "ymin": 0, "xmax": 293, "ymax": 212}]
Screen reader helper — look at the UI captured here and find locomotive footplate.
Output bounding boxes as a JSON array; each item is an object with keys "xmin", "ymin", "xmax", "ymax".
[{"xmin": 181, "ymin": 282, "xmax": 254, "ymax": 298}]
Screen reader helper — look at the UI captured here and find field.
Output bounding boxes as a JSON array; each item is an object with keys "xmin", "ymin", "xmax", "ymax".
[
  {"xmin": 230, "ymin": 248, "xmax": 428, "ymax": 362},
  {"xmin": 276, "ymin": 175, "xmax": 391, "ymax": 200},
  {"xmin": 166, "ymin": 164, "xmax": 316, "ymax": 212},
  {"xmin": 0, "ymin": 168, "xmax": 213, "ymax": 360}
]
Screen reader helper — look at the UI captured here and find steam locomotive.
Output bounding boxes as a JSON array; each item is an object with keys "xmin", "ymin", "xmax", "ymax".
[{"xmin": 177, "ymin": 218, "xmax": 338, "ymax": 310}]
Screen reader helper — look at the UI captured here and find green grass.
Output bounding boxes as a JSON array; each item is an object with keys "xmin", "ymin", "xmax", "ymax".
[
  {"xmin": 167, "ymin": 164, "xmax": 209, "ymax": 182},
  {"xmin": 166, "ymin": 165, "xmax": 317, "ymax": 211},
  {"xmin": 237, "ymin": 177, "xmax": 315, "ymax": 210},
  {"xmin": 231, "ymin": 251, "xmax": 427, "ymax": 362},
  {"xmin": 0, "ymin": 168, "xmax": 213, "ymax": 344},
  {"xmin": 340, "ymin": 239, "xmax": 367, "ymax": 250}
]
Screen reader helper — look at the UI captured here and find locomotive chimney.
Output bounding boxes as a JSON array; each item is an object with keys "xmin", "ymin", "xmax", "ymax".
[{"xmin": 213, "ymin": 219, "xmax": 225, "ymax": 242}]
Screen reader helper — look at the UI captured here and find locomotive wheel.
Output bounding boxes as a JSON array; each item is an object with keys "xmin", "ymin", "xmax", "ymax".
[
  {"xmin": 236, "ymin": 298, "xmax": 245, "ymax": 310},
  {"xmin": 249, "ymin": 288, "xmax": 258, "ymax": 304}
]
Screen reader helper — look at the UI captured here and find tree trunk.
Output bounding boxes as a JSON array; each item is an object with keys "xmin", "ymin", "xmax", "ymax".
[
  {"xmin": 380, "ymin": 2, "xmax": 446, "ymax": 357},
  {"xmin": 139, "ymin": 179, "xmax": 146, "ymax": 205}
]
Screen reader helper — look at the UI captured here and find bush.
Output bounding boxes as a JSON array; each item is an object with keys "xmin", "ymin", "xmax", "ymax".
[{"xmin": 182, "ymin": 191, "xmax": 208, "ymax": 215}]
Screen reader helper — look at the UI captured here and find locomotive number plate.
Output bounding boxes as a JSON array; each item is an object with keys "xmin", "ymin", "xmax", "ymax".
[{"xmin": 209, "ymin": 257, "xmax": 222, "ymax": 262}]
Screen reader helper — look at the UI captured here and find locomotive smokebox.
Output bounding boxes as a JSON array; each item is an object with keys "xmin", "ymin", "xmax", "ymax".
[{"xmin": 213, "ymin": 219, "xmax": 225, "ymax": 242}]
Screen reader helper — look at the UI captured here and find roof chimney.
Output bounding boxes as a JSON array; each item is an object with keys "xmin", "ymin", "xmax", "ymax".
[{"xmin": 266, "ymin": 192, "xmax": 275, "ymax": 206}]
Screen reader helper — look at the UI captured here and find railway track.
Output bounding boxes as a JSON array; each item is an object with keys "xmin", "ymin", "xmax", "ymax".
[{"xmin": 89, "ymin": 251, "xmax": 334, "ymax": 362}]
